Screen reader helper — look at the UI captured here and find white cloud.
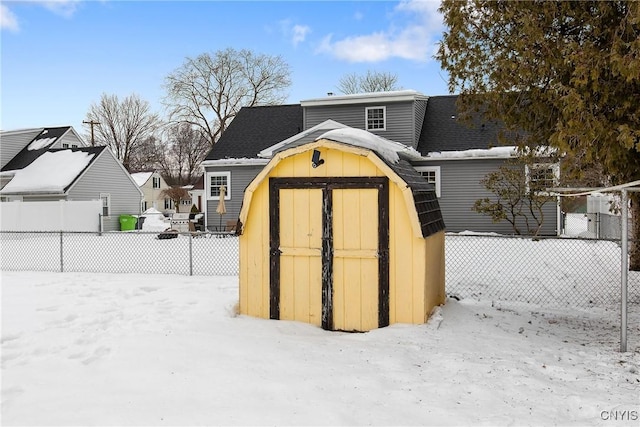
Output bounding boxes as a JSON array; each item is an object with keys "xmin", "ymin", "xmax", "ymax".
[
  {"xmin": 279, "ymin": 19, "xmax": 311, "ymax": 47},
  {"xmin": 36, "ymin": 0, "xmax": 82, "ymax": 18},
  {"xmin": 317, "ymin": 0, "xmax": 444, "ymax": 63},
  {"xmin": 291, "ymin": 24, "xmax": 311, "ymax": 47},
  {"xmin": 1, "ymin": 4, "xmax": 19, "ymax": 32}
]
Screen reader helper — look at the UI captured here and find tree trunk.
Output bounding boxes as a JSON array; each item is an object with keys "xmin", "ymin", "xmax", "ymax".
[{"xmin": 629, "ymin": 194, "xmax": 640, "ymax": 271}]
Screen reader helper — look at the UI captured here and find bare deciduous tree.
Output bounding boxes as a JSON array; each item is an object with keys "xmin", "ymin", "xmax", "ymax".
[
  {"xmin": 337, "ymin": 70, "xmax": 401, "ymax": 94},
  {"xmin": 85, "ymin": 93, "xmax": 162, "ymax": 171},
  {"xmin": 158, "ymin": 123, "xmax": 210, "ymax": 186},
  {"xmin": 127, "ymin": 135, "xmax": 164, "ymax": 173},
  {"xmin": 160, "ymin": 186, "xmax": 190, "ymax": 213},
  {"xmin": 163, "ymin": 48, "xmax": 292, "ymax": 147}
]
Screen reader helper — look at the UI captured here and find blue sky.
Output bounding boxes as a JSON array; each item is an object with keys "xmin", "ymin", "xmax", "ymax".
[{"xmin": 1, "ymin": 0, "xmax": 450, "ymax": 136}]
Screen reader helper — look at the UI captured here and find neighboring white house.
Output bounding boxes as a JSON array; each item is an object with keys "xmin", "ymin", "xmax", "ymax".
[{"xmin": 131, "ymin": 171, "xmax": 174, "ymax": 214}]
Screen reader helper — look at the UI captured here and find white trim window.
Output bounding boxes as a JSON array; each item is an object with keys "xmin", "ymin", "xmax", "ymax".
[
  {"xmin": 526, "ymin": 163, "xmax": 559, "ymax": 194},
  {"xmin": 207, "ymin": 171, "xmax": 231, "ymax": 200},
  {"xmin": 365, "ymin": 106, "xmax": 386, "ymax": 131},
  {"xmin": 100, "ymin": 193, "xmax": 111, "ymax": 217},
  {"xmin": 152, "ymin": 176, "xmax": 161, "ymax": 189},
  {"xmin": 415, "ymin": 166, "xmax": 441, "ymax": 198}
]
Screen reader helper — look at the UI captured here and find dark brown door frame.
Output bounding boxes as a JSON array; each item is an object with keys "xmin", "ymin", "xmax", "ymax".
[{"xmin": 269, "ymin": 176, "xmax": 390, "ymax": 330}]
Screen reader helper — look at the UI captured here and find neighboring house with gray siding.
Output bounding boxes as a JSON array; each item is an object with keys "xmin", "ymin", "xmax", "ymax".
[
  {"xmin": 0, "ymin": 126, "xmax": 142, "ymax": 231},
  {"xmin": 201, "ymin": 91, "xmax": 559, "ymax": 235}
]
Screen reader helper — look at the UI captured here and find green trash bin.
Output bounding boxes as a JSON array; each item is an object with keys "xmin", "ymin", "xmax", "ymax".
[{"xmin": 119, "ymin": 215, "xmax": 137, "ymax": 231}]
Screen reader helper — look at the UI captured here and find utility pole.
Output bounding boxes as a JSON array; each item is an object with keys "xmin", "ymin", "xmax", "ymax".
[{"xmin": 82, "ymin": 120, "xmax": 100, "ymax": 145}]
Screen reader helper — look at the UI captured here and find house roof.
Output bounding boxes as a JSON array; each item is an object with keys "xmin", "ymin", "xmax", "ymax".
[
  {"xmin": 0, "ymin": 146, "xmax": 106, "ymax": 195},
  {"xmin": 416, "ymin": 95, "xmax": 503, "ymax": 155},
  {"xmin": 204, "ymin": 94, "xmax": 513, "ymax": 163},
  {"xmin": 204, "ymin": 104, "xmax": 303, "ymax": 161},
  {"xmin": 131, "ymin": 171, "xmax": 154, "ymax": 187},
  {"xmin": 1, "ymin": 126, "xmax": 74, "ymax": 172}
]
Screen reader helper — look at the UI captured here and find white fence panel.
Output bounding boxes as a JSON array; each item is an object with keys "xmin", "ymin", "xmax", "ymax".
[{"xmin": 0, "ymin": 200, "xmax": 101, "ymax": 232}]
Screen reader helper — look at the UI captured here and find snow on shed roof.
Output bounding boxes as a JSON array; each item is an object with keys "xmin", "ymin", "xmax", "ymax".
[{"xmin": 316, "ymin": 127, "xmax": 422, "ymax": 164}]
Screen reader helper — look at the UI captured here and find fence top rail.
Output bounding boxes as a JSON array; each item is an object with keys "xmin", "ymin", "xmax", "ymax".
[
  {"xmin": 0, "ymin": 230, "xmax": 238, "ymax": 237},
  {"xmin": 445, "ymin": 232, "xmax": 623, "ymax": 243}
]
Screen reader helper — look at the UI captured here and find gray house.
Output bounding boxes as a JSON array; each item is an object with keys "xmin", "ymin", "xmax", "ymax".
[
  {"xmin": 1, "ymin": 126, "xmax": 143, "ymax": 231},
  {"xmin": 201, "ymin": 91, "xmax": 559, "ymax": 235}
]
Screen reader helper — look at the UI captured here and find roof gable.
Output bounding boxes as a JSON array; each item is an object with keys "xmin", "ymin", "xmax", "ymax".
[
  {"xmin": 0, "ymin": 147, "xmax": 105, "ymax": 195},
  {"xmin": 239, "ymin": 139, "xmax": 444, "ymax": 238},
  {"xmin": 1, "ymin": 126, "xmax": 77, "ymax": 172}
]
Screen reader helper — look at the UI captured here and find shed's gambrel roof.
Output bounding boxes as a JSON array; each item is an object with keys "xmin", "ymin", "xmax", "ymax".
[
  {"xmin": 416, "ymin": 95, "xmax": 503, "ymax": 155},
  {"xmin": 205, "ymin": 104, "xmax": 303, "ymax": 160},
  {"xmin": 384, "ymin": 159, "xmax": 445, "ymax": 237},
  {"xmin": 239, "ymin": 140, "xmax": 445, "ymax": 239}
]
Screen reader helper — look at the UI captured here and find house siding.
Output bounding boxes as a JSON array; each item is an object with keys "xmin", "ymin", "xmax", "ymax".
[
  {"xmin": 56, "ymin": 132, "xmax": 84, "ymax": 149},
  {"xmin": 304, "ymin": 101, "xmax": 417, "ymax": 147},
  {"xmin": 414, "ymin": 100, "xmax": 427, "ymax": 149},
  {"xmin": 68, "ymin": 150, "xmax": 142, "ymax": 231},
  {"xmin": 204, "ymin": 165, "xmax": 264, "ymax": 230},
  {"xmin": 1, "ymin": 129, "xmax": 42, "ymax": 169},
  {"xmin": 138, "ymin": 172, "xmax": 172, "ymax": 213},
  {"xmin": 414, "ymin": 158, "xmax": 558, "ymax": 236}
]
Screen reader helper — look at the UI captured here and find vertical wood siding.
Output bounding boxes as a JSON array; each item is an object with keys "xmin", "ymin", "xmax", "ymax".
[
  {"xmin": 68, "ymin": 150, "xmax": 141, "ymax": 231},
  {"xmin": 239, "ymin": 146, "xmax": 445, "ymax": 328}
]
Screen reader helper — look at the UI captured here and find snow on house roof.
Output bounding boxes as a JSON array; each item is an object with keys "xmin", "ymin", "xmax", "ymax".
[
  {"xmin": 301, "ymin": 90, "xmax": 428, "ymax": 107},
  {"xmin": 426, "ymin": 146, "xmax": 517, "ymax": 159},
  {"xmin": 26, "ymin": 127, "xmax": 72, "ymax": 151},
  {"xmin": 131, "ymin": 171, "xmax": 153, "ymax": 187},
  {"xmin": 316, "ymin": 127, "xmax": 423, "ymax": 164},
  {"xmin": 0, "ymin": 149, "xmax": 96, "ymax": 194}
]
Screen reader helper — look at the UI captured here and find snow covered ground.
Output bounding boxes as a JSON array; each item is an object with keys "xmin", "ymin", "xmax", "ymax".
[{"xmin": 1, "ymin": 233, "xmax": 639, "ymax": 425}]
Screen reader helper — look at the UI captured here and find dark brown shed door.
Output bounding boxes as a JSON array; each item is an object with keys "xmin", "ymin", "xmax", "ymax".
[{"xmin": 270, "ymin": 177, "xmax": 389, "ymax": 331}]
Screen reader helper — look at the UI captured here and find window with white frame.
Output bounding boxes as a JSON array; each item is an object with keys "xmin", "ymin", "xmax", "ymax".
[
  {"xmin": 164, "ymin": 198, "xmax": 172, "ymax": 210},
  {"xmin": 142, "ymin": 201, "xmax": 148, "ymax": 211},
  {"xmin": 100, "ymin": 193, "xmax": 111, "ymax": 217},
  {"xmin": 526, "ymin": 163, "xmax": 559, "ymax": 194},
  {"xmin": 365, "ymin": 106, "xmax": 386, "ymax": 131},
  {"xmin": 415, "ymin": 166, "xmax": 441, "ymax": 198},
  {"xmin": 207, "ymin": 171, "xmax": 231, "ymax": 200},
  {"xmin": 152, "ymin": 176, "xmax": 161, "ymax": 189},
  {"xmin": 62, "ymin": 143, "xmax": 69, "ymax": 149}
]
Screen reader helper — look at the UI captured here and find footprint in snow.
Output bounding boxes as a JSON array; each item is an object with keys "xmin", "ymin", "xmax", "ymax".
[{"xmin": 82, "ymin": 346, "xmax": 111, "ymax": 365}]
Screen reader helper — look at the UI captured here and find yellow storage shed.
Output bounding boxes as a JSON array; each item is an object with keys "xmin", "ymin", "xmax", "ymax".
[{"xmin": 237, "ymin": 128, "xmax": 446, "ymax": 332}]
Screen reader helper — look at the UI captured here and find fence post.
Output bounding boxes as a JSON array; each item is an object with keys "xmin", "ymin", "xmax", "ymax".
[
  {"xmin": 189, "ymin": 232, "xmax": 193, "ymax": 276},
  {"xmin": 60, "ymin": 231, "xmax": 64, "ymax": 273},
  {"xmin": 620, "ymin": 189, "xmax": 628, "ymax": 352}
]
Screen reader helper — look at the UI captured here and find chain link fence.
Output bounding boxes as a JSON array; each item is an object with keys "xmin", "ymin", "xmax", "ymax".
[
  {"xmin": 0, "ymin": 231, "xmax": 239, "ymax": 276},
  {"xmin": 446, "ymin": 234, "xmax": 639, "ymax": 307},
  {"xmin": 1, "ymin": 230, "xmax": 637, "ymax": 309}
]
